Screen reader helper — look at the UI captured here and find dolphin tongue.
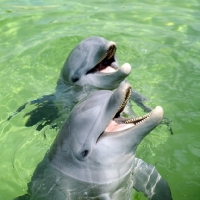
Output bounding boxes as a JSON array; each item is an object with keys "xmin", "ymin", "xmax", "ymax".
[
  {"xmin": 100, "ymin": 63, "xmax": 131, "ymax": 74},
  {"xmin": 105, "ymin": 119, "xmax": 134, "ymax": 132},
  {"xmin": 99, "ymin": 61, "xmax": 118, "ymax": 73},
  {"xmin": 100, "ymin": 66, "xmax": 117, "ymax": 73}
]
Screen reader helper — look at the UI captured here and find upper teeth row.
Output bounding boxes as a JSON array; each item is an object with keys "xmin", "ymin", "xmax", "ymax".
[
  {"xmin": 117, "ymin": 87, "xmax": 132, "ymax": 113},
  {"xmin": 97, "ymin": 45, "xmax": 116, "ymax": 64}
]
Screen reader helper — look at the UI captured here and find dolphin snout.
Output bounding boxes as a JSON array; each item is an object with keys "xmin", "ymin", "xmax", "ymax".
[{"xmin": 119, "ymin": 63, "xmax": 131, "ymax": 75}]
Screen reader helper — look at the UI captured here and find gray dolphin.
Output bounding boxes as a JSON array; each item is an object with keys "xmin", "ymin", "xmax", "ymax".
[
  {"xmin": 8, "ymin": 36, "xmax": 135, "ymax": 131},
  {"xmin": 16, "ymin": 83, "xmax": 172, "ymax": 200},
  {"xmin": 58, "ymin": 36, "xmax": 131, "ymax": 90}
]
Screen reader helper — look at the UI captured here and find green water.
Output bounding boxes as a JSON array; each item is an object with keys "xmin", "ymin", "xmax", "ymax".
[{"xmin": 0, "ymin": 0, "xmax": 200, "ymax": 199}]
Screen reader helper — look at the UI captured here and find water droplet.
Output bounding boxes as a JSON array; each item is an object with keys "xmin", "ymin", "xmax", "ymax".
[
  {"xmin": 141, "ymin": 48, "xmax": 148, "ymax": 53},
  {"xmin": 83, "ymin": 191, "xmax": 88, "ymax": 196}
]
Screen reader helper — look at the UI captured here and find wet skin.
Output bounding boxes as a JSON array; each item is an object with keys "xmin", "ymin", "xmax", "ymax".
[{"xmin": 15, "ymin": 83, "xmax": 172, "ymax": 200}]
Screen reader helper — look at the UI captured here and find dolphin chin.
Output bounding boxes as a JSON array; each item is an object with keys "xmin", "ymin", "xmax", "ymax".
[
  {"xmin": 17, "ymin": 82, "xmax": 172, "ymax": 200},
  {"xmin": 80, "ymin": 62, "xmax": 132, "ymax": 89}
]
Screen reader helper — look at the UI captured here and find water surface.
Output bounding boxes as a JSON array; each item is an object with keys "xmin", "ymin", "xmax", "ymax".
[{"xmin": 0, "ymin": 0, "xmax": 200, "ymax": 199}]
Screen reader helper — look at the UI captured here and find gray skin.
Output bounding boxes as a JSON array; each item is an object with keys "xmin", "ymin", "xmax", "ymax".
[
  {"xmin": 8, "ymin": 36, "xmax": 151, "ymax": 131},
  {"xmin": 16, "ymin": 83, "xmax": 172, "ymax": 200}
]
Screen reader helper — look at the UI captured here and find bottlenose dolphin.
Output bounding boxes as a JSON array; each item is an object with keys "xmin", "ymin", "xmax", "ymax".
[
  {"xmin": 57, "ymin": 36, "xmax": 131, "ymax": 89},
  {"xmin": 8, "ymin": 36, "xmax": 152, "ymax": 131},
  {"xmin": 16, "ymin": 83, "xmax": 172, "ymax": 200}
]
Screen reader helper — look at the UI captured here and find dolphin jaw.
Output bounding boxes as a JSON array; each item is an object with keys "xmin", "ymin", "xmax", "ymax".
[
  {"xmin": 120, "ymin": 63, "xmax": 131, "ymax": 74},
  {"xmin": 104, "ymin": 112, "xmax": 151, "ymax": 133},
  {"xmin": 97, "ymin": 83, "xmax": 163, "ymax": 140},
  {"xmin": 104, "ymin": 118, "xmax": 135, "ymax": 132},
  {"xmin": 103, "ymin": 106, "xmax": 163, "ymax": 134}
]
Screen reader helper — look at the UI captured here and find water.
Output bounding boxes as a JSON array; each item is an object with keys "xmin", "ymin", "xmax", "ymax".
[{"xmin": 0, "ymin": 0, "xmax": 200, "ymax": 199}]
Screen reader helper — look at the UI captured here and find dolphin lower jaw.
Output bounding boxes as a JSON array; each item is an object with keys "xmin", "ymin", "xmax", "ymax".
[
  {"xmin": 104, "ymin": 112, "xmax": 151, "ymax": 132},
  {"xmin": 103, "ymin": 106, "xmax": 163, "ymax": 135},
  {"xmin": 77, "ymin": 62, "xmax": 131, "ymax": 90},
  {"xmin": 90, "ymin": 62, "xmax": 131, "ymax": 75},
  {"xmin": 103, "ymin": 110, "xmax": 152, "ymax": 133},
  {"xmin": 81, "ymin": 64, "xmax": 131, "ymax": 89}
]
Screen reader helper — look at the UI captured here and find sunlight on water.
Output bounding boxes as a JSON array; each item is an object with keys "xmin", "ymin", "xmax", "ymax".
[{"xmin": 0, "ymin": 0, "xmax": 200, "ymax": 199}]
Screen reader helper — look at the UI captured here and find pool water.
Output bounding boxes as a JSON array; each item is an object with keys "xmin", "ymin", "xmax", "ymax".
[{"xmin": 0, "ymin": 0, "xmax": 200, "ymax": 199}]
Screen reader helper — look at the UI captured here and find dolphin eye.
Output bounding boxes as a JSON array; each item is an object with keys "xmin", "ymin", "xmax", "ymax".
[
  {"xmin": 81, "ymin": 150, "xmax": 89, "ymax": 158},
  {"xmin": 71, "ymin": 76, "xmax": 79, "ymax": 82}
]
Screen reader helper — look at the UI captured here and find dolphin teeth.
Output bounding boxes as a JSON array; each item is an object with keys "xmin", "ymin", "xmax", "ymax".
[
  {"xmin": 107, "ymin": 44, "xmax": 116, "ymax": 59},
  {"xmin": 115, "ymin": 86, "xmax": 152, "ymax": 127},
  {"xmin": 99, "ymin": 44, "xmax": 116, "ymax": 64},
  {"xmin": 117, "ymin": 87, "xmax": 132, "ymax": 114},
  {"xmin": 125, "ymin": 112, "xmax": 152, "ymax": 125},
  {"xmin": 89, "ymin": 43, "xmax": 117, "ymax": 74}
]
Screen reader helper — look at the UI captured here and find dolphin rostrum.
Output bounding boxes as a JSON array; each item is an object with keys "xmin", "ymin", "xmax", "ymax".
[
  {"xmin": 8, "ymin": 36, "xmax": 152, "ymax": 131},
  {"xmin": 16, "ymin": 83, "xmax": 172, "ymax": 200}
]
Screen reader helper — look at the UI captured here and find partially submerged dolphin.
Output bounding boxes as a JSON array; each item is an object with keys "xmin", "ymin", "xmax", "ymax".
[
  {"xmin": 16, "ymin": 83, "xmax": 172, "ymax": 200},
  {"xmin": 58, "ymin": 36, "xmax": 131, "ymax": 89},
  {"xmin": 8, "ymin": 36, "xmax": 152, "ymax": 131}
]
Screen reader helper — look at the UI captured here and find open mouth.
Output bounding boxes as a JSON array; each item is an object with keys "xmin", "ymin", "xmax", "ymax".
[
  {"xmin": 86, "ymin": 43, "xmax": 118, "ymax": 74},
  {"xmin": 105, "ymin": 87, "xmax": 152, "ymax": 133}
]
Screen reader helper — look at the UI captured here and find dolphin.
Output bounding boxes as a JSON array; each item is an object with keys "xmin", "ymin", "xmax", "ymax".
[
  {"xmin": 16, "ymin": 83, "xmax": 172, "ymax": 200},
  {"xmin": 57, "ymin": 36, "xmax": 131, "ymax": 89},
  {"xmin": 8, "ymin": 36, "xmax": 152, "ymax": 131}
]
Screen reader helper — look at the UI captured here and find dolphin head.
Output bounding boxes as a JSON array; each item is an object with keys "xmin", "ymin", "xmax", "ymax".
[
  {"xmin": 59, "ymin": 36, "xmax": 131, "ymax": 89},
  {"xmin": 49, "ymin": 82, "xmax": 163, "ymax": 183}
]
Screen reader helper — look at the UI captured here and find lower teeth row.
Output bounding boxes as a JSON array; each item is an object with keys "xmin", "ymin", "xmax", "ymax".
[{"xmin": 125, "ymin": 112, "xmax": 152, "ymax": 124}]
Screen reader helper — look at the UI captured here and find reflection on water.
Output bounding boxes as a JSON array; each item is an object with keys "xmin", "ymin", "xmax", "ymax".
[{"xmin": 0, "ymin": 0, "xmax": 200, "ymax": 199}]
